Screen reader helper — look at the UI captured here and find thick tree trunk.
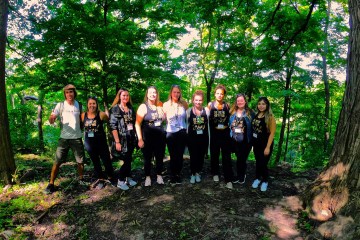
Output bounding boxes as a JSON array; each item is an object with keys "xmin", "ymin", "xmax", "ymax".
[
  {"xmin": 303, "ymin": 0, "xmax": 360, "ymax": 221},
  {"xmin": 0, "ymin": 0, "xmax": 16, "ymax": 184}
]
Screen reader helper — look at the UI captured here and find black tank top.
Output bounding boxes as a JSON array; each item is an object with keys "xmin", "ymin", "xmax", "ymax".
[
  {"xmin": 84, "ymin": 112, "xmax": 105, "ymax": 138},
  {"xmin": 209, "ymin": 101, "xmax": 230, "ymax": 130},
  {"xmin": 142, "ymin": 103, "xmax": 164, "ymax": 129},
  {"xmin": 188, "ymin": 108, "xmax": 208, "ymax": 136},
  {"xmin": 252, "ymin": 115, "xmax": 269, "ymax": 145}
]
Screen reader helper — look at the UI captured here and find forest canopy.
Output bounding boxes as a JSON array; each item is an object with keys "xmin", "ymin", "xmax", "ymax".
[{"xmin": 5, "ymin": 0, "xmax": 348, "ymax": 170}]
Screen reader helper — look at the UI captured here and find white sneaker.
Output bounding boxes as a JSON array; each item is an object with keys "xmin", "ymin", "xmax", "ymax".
[
  {"xmin": 195, "ymin": 173, "xmax": 201, "ymax": 183},
  {"xmin": 213, "ymin": 175, "xmax": 219, "ymax": 182},
  {"xmin": 252, "ymin": 179, "xmax": 261, "ymax": 189},
  {"xmin": 126, "ymin": 177, "xmax": 137, "ymax": 187},
  {"xmin": 190, "ymin": 175, "xmax": 196, "ymax": 184},
  {"xmin": 260, "ymin": 182, "xmax": 268, "ymax": 192},
  {"xmin": 226, "ymin": 182, "xmax": 233, "ymax": 189},
  {"xmin": 156, "ymin": 175, "xmax": 164, "ymax": 185},
  {"xmin": 145, "ymin": 176, "xmax": 151, "ymax": 187},
  {"xmin": 117, "ymin": 180, "xmax": 129, "ymax": 191}
]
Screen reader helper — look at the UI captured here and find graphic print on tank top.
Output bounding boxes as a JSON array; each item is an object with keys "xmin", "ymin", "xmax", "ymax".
[
  {"xmin": 231, "ymin": 116, "xmax": 246, "ymax": 143},
  {"xmin": 189, "ymin": 108, "xmax": 208, "ymax": 135},
  {"xmin": 210, "ymin": 102, "xmax": 229, "ymax": 129}
]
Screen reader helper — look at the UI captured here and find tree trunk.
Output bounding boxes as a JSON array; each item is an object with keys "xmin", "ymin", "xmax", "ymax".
[
  {"xmin": 0, "ymin": 0, "xmax": 16, "ymax": 184},
  {"xmin": 322, "ymin": 0, "xmax": 331, "ymax": 154},
  {"xmin": 303, "ymin": 0, "xmax": 360, "ymax": 221},
  {"xmin": 274, "ymin": 63, "xmax": 294, "ymax": 165}
]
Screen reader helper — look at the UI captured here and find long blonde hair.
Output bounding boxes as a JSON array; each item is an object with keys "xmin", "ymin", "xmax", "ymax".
[
  {"xmin": 111, "ymin": 88, "xmax": 133, "ymax": 108},
  {"xmin": 168, "ymin": 85, "xmax": 188, "ymax": 108}
]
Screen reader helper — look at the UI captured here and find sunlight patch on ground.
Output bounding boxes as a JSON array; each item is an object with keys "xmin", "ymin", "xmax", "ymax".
[
  {"xmin": 263, "ymin": 205, "xmax": 300, "ymax": 239},
  {"xmin": 145, "ymin": 194, "xmax": 174, "ymax": 206}
]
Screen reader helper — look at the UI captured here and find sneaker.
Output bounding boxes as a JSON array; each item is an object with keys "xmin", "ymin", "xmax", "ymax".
[
  {"xmin": 44, "ymin": 183, "xmax": 55, "ymax": 194},
  {"xmin": 170, "ymin": 176, "xmax": 182, "ymax": 186},
  {"xmin": 127, "ymin": 177, "xmax": 137, "ymax": 187},
  {"xmin": 117, "ymin": 180, "xmax": 129, "ymax": 191},
  {"xmin": 213, "ymin": 175, "xmax": 219, "ymax": 182},
  {"xmin": 176, "ymin": 176, "xmax": 182, "ymax": 184},
  {"xmin": 252, "ymin": 179, "xmax": 261, "ymax": 189},
  {"xmin": 239, "ymin": 175, "xmax": 246, "ymax": 184},
  {"xmin": 144, "ymin": 177, "xmax": 151, "ymax": 187},
  {"xmin": 260, "ymin": 182, "xmax": 268, "ymax": 192},
  {"xmin": 232, "ymin": 178, "xmax": 239, "ymax": 184},
  {"xmin": 195, "ymin": 173, "xmax": 201, "ymax": 183},
  {"xmin": 226, "ymin": 182, "xmax": 233, "ymax": 189},
  {"xmin": 156, "ymin": 175, "xmax": 164, "ymax": 185},
  {"xmin": 95, "ymin": 181, "xmax": 105, "ymax": 190},
  {"xmin": 190, "ymin": 175, "xmax": 196, "ymax": 184}
]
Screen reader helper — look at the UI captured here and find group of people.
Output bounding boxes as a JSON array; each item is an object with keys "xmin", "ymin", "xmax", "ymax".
[{"xmin": 44, "ymin": 83, "xmax": 276, "ymax": 194}]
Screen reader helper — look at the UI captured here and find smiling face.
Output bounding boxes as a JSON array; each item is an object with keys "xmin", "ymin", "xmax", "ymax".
[
  {"xmin": 147, "ymin": 87, "xmax": 158, "ymax": 103},
  {"xmin": 257, "ymin": 100, "xmax": 267, "ymax": 113},
  {"xmin": 215, "ymin": 88, "xmax": 225, "ymax": 102},
  {"xmin": 120, "ymin": 90, "xmax": 130, "ymax": 105},
  {"xmin": 193, "ymin": 94, "xmax": 203, "ymax": 109},
  {"xmin": 236, "ymin": 96, "xmax": 246, "ymax": 110},
  {"xmin": 171, "ymin": 87, "xmax": 181, "ymax": 102},
  {"xmin": 65, "ymin": 90, "xmax": 75, "ymax": 103},
  {"xmin": 87, "ymin": 98, "xmax": 98, "ymax": 113}
]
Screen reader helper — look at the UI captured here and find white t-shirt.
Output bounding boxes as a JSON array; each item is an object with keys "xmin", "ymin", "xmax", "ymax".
[
  {"xmin": 163, "ymin": 101, "xmax": 187, "ymax": 133},
  {"xmin": 53, "ymin": 100, "xmax": 82, "ymax": 139}
]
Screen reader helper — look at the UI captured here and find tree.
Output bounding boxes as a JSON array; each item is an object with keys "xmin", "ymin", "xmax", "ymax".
[
  {"xmin": 0, "ymin": 0, "xmax": 16, "ymax": 184},
  {"xmin": 304, "ymin": 0, "xmax": 360, "ymax": 222}
]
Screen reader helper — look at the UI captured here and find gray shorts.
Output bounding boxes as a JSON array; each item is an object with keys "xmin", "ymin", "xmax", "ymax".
[{"xmin": 55, "ymin": 138, "xmax": 84, "ymax": 164}]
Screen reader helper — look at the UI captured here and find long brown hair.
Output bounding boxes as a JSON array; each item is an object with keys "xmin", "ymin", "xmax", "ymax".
[
  {"xmin": 256, "ymin": 96, "xmax": 274, "ymax": 131},
  {"xmin": 143, "ymin": 86, "xmax": 161, "ymax": 106},
  {"xmin": 111, "ymin": 88, "xmax": 133, "ymax": 108}
]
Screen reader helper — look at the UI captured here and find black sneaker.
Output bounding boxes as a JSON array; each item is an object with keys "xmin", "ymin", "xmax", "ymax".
[{"xmin": 44, "ymin": 183, "xmax": 55, "ymax": 194}]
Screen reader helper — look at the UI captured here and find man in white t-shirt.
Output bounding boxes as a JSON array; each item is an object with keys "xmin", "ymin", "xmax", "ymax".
[{"xmin": 44, "ymin": 84, "xmax": 85, "ymax": 194}]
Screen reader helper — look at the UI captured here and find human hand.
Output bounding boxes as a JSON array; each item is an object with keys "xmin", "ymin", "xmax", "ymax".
[
  {"xmin": 115, "ymin": 142, "xmax": 122, "ymax": 152},
  {"xmin": 138, "ymin": 139, "xmax": 144, "ymax": 148}
]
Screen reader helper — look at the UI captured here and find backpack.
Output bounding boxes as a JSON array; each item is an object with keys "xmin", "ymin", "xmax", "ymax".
[{"xmin": 58, "ymin": 100, "xmax": 83, "ymax": 130}]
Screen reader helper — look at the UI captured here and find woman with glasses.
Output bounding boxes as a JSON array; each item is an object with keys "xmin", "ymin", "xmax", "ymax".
[
  {"xmin": 81, "ymin": 96, "xmax": 114, "ymax": 188},
  {"xmin": 163, "ymin": 85, "xmax": 188, "ymax": 185},
  {"xmin": 187, "ymin": 90, "xmax": 209, "ymax": 184},
  {"xmin": 251, "ymin": 97, "xmax": 276, "ymax": 192},
  {"xmin": 135, "ymin": 86, "xmax": 166, "ymax": 187},
  {"xmin": 208, "ymin": 84, "xmax": 234, "ymax": 189},
  {"xmin": 109, "ymin": 89, "xmax": 138, "ymax": 190},
  {"xmin": 229, "ymin": 94, "xmax": 255, "ymax": 185}
]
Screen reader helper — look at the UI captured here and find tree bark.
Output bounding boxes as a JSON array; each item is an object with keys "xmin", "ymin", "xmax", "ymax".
[
  {"xmin": 275, "ymin": 61, "xmax": 295, "ymax": 165},
  {"xmin": 0, "ymin": 0, "xmax": 16, "ymax": 184},
  {"xmin": 322, "ymin": 0, "xmax": 331, "ymax": 154},
  {"xmin": 303, "ymin": 0, "xmax": 360, "ymax": 221}
]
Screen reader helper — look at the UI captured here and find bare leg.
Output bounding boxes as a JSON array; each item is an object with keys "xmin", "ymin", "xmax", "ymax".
[
  {"xmin": 49, "ymin": 163, "xmax": 61, "ymax": 184},
  {"xmin": 77, "ymin": 163, "xmax": 84, "ymax": 179}
]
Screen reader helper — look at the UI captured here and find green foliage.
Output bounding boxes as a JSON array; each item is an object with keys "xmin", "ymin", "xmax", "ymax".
[
  {"xmin": 8, "ymin": 104, "xmax": 41, "ymax": 153},
  {"xmin": 0, "ymin": 197, "xmax": 36, "ymax": 231}
]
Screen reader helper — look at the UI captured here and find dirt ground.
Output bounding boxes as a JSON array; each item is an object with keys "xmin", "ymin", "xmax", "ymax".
[{"xmin": 3, "ymin": 156, "xmax": 323, "ymax": 240}]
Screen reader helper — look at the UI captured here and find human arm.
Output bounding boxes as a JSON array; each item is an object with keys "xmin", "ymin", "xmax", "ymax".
[
  {"xmin": 264, "ymin": 115, "xmax": 276, "ymax": 156},
  {"xmin": 99, "ymin": 111, "xmax": 109, "ymax": 122},
  {"xmin": 49, "ymin": 103, "xmax": 60, "ymax": 124},
  {"xmin": 135, "ymin": 104, "xmax": 146, "ymax": 148}
]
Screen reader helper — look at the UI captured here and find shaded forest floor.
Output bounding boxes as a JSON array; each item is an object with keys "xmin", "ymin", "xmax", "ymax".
[{"xmin": 0, "ymin": 154, "xmax": 337, "ymax": 239}]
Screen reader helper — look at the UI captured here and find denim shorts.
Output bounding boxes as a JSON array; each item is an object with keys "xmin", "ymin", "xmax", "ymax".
[{"xmin": 55, "ymin": 138, "xmax": 84, "ymax": 164}]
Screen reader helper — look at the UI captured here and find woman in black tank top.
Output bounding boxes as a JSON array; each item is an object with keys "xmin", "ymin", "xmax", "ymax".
[
  {"xmin": 187, "ymin": 90, "xmax": 209, "ymax": 184},
  {"xmin": 251, "ymin": 97, "xmax": 276, "ymax": 192},
  {"xmin": 81, "ymin": 96, "xmax": 114, "ymax": 187},
  {"xmin": 207, "ymin": 84, "xmax": 234, "ymax": 189},
  {"xmin": 135, "ymin": 86, "xmax": 166, "ymax": 187}
]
